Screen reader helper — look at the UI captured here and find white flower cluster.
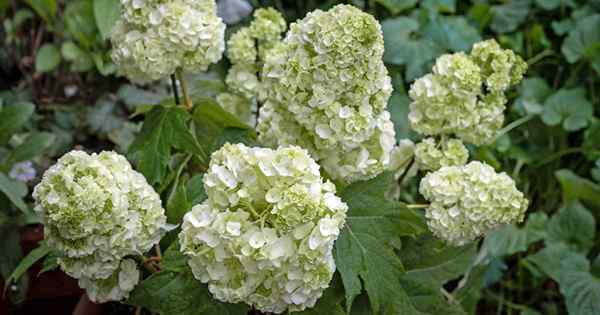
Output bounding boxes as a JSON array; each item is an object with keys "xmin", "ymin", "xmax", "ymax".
[
  {"xmin": 419, "ymin": 161, "xmax": 528, "ymax": 246},
  {"xmin": 218, "ymin": 8, "xmax": 286, "ymax": 125},
  {"xmin": 33, "ymin": 151, "xmax": 168, "ymax": 302},
  {"xmin": 179, "ymin": 143, "xmax": 347, "ymax": 313},
  {"xmin": 112, "ymin": 0, "xmax": 225, "ymax": 83},
  {"xmin": 257, "ymin": 4, "xmax": 395, "ymax": 184},
  {"xmin": 414, "ymin": 137, "xmax": 469, "ymax": 171},
  {"xmin": 408, "ymin": 39, "xmax": 527, "ymax": 145}
]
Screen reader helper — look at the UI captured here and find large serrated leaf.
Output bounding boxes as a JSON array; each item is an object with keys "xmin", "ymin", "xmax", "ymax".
[
  {"xmin": 334, "ymin": 173, "xmax": 426, "ymax": 313},
  {"xmin": 129, "ymin": 105, "xmax": 207, "ymax": 184},
  {"xmin": 398, "ymin": 234, "xmax": 475, "ymax": 315},
  {"xmin": 546, "ymin": 201, "xmax": 595, "ymax": 253}
]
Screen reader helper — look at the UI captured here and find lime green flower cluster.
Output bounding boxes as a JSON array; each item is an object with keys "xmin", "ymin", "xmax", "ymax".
[
  {"xmin": 408, "ymin": 39, "xmax": 527, "ymax": 145},
  {"xmin": 33, "ymin": 151, "xmax": 168, "ymax": 302},
  {"xmin": 179, "ymin": 143, "xmax": 347, "ymax": 313},
  {"xmin": 257, "ymin": 4, "xmax": 395, "ymax": 184},
  {"xmin": 218, "ymin": 8, "xmax": 286, "ymax": 125},
  {"xmin": 414, "ymin": 138, "xmax": 469, "ymax": 171},
  {"xmin": 419, "ymin": 161, "xmax": 528, "ymax": 246},
  {"xmin": 112, "ymin": 0, "xmax": 225, "ymax": 83}
]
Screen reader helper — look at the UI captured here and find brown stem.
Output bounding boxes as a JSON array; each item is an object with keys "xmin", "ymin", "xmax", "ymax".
[{"xmin": 175, "ymin": 68, "xmax": 193, "ymax": 110}]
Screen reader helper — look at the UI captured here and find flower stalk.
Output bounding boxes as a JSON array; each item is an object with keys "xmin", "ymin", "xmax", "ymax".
[{"xmin": 175, "ymin": 68, "xmax": 193, "ymax": 110}]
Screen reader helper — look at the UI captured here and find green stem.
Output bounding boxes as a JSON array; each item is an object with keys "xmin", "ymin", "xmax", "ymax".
[
  {"xmin": 526, "ymin": 49, "xmax": 553, "ymax": 66},
  {"xmin": 492, "ymin": 115, "xmax": 535, "ymax": 143},
  {"xmin": 170, "ymin": 74, "xmax": 180, "ymax": 105},
  {"xmin": 406, "ymin": 204, "xmax": 429, "ymax": 209},
  {"xmin": 534, "ymin": 147, "xmax": 587, "ymax": 167},
  {"xmin": 175, "ymin": 68, "xmax": 193, "ymax": 110}
]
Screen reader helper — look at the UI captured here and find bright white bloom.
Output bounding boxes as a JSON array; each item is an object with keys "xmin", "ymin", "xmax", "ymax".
[
  {"xmin": 419, "ymin": 161, "xmax": 528, "ymax": 246},
  {"xmin": 9, "ymin": 161, "xmax": 36, "ymax": 182},
  {"xmin": 112, "ymin": 0, "xmax": 225, "ymax": 83},
  {"xmin": 217, "ymin": 0, "xmax": 253, "ymax": 24},
  {"xmin": 414, "ymin": 138, "xmax": 469, "ymax": 171},
  {"xmin": 78, "ymin": 259, "xmax": 140, "ymax": 303},
  {"xmin": 33, "ymin": 151, "xmax": 167, "ymax": 302},
  {"xmin": 408, "ymin": 40, "xmax": 526, "ymax": 145},
  {"xmin": 179, "ymin": 143, "xmax": 347, "ymax": 313},
  {"xmin": 218, "ymin": 8, "xmax": 286, "ymax": 124},
  {"xmin": 257, "ymin": 5, "xmax": 395, "ymax": 184}
]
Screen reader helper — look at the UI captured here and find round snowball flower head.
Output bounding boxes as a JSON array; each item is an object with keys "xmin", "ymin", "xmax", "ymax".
[
  {"xmin": 112, "ymin": 0, "xmax": 225, "ymax": 83},
  {"xmin": 179, "ymin": 143, "xmax": 348, "ymax": 313},
  {"xmin": 32, "ymin": 150, "xmax": 167, "ymax": 301},
  {"xmin": 408, "ymin": 40, "xmax": 526, "ymax": 146},
  {"xmin": 419, "ymin": 161, "xmax": 528, "ymax": 246},
  {"xmin": 414, "ymin": 137, "xmax": 469, "ymax": 172},
  {"xmin": 111, "ymin": 22, "xmax": 177, "ymax": 84},
  {"xmin": 470, "ymin": 39, "xmax": 528, "ymax": 93},
  {"xmin": 249, "ymin": 7, "xmax": 287, "ymax": 42},
  {"xmin": 257, "ymin": 4, "xmax": 395, "ymax": 184}
]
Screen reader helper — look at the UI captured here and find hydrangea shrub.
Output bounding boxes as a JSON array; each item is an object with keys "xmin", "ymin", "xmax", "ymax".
[{"xmin": 16, "ymin": 4, "xmax": 535, "ymax": 315}]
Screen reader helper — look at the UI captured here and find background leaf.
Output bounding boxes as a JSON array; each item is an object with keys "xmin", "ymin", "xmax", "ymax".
[
  {"xmin": 35, "ymin": 44, "xmax": 61, "ymax": 73},
  {"xmin": 0, "ymin": 102, "xmax": 35, "ymax": 144},
  {"xmin": 93, "ymin": 0, "xmax": 120, "ymax": 39}
]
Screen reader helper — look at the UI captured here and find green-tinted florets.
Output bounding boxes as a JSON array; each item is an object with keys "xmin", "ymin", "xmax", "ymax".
[
  {"xmin": 414, "ymin": 138, "xmax": 469, "ymax": 171},
  {"xmin": 33, "ymin": 151, "xmax": 167, "ymax": 302},
  {"xmin": 179, "ymin": 143, "xmax": 347, "ymax": 313},
  {"xmin": 217, "ymin": 92, "xmax": 256, "ymax": 126},
  {"xmin": 112, "ymin": 0, "xmax": 225, "ymax": 83},
  {"xmin": 419, "ymin": 161, "xmax": 528, "ymax": 246},
  {"xmin": 78, "ymin": 259, "xmax": 140, "ymax": 303},
  {"xmin": 408, "ymin": 40, "xmax": 526, "ymax": 145},
  {"xmin": 218, "ymin": 8, "xmax": 287, "ymax": 125},
  {"xmin": 257, "ymin": 5, "xmax": 395, "ymax": 184}
]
